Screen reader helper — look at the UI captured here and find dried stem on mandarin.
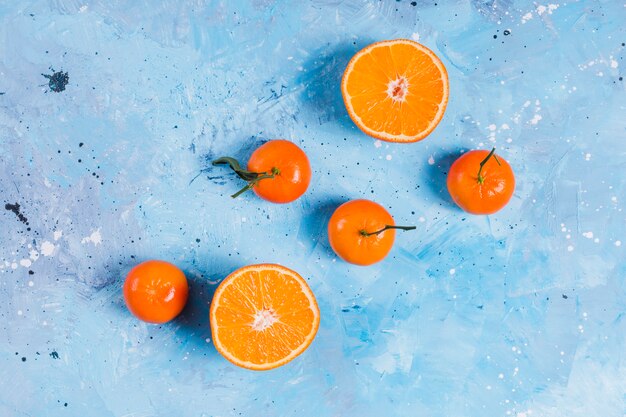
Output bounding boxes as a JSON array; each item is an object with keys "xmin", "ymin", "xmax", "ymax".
[
  {"xmin": 477, "ymin": 147, "xmax": 501, "ymax": 184},
  {"xmin": 359, "ymin": 225, "xmax": 416, "ymax": 237}
]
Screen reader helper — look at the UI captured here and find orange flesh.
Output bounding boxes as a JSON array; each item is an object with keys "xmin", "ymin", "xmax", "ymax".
[
  {"xmin": 210, "ymin": 264, "xmax": 319, "ymax": 370},
  {"xmin": 342, "ymin": 39, "xmax": 449, "ymax": 142}
]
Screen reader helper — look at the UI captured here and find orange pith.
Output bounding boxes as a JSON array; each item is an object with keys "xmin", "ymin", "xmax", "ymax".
[
  {"xmin": 209, "ymin": 264, "xmax": 320, "ymax": 371},
  {"xmin": 341, "ymin": 39, "xmax": 449, "ymax": 143}
]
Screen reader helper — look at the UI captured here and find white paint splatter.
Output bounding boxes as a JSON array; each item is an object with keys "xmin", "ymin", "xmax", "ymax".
[
  {"xmin": 582, "ymin": 232, "xmax": 594, "ymax": 239},
  {"xmin": 521, "ymin": 12, "xmax": 533, "ymax": 23},
  {"xmin": 40, "ymin": 241, "xmax": 55, "ymax": 257},
  {"xmin": 501, "ymin": 123, "xmax": 510, "ymax": 130},
  {"xmin": 418, "ymin": 216, "xmax": 426, "ymax": 223},
  {"xmin": 449, "ymin": 268, "xmax": 456, "ymax": 275},
  {"xmin": 374, "ymin": 140, "xmax": 382, "ymax": 148},
  {"xmin": 53, "ymin": 230, "xmax": 63, "ymax": 241},
  {"xmin": 529, "ymin": 114, "xmax": 542, "ymax": 125},
  {"xmin": 81, "ymin": 229, "xmax": 103, "ymax": 246},
  {"xmin": 427, "ymin": 155, "xmax": 435, "ymax": 165},
  {"xmin": 29, "ymin": 250, "xmax": 39, "ymax": 261},
  {"xmin": 615, "ymin": 240, "xmax": 622, "ymax": 247},
  {"xmin": 567, "ymin": 245, "xmax": 574, "ymax": 252},
  {"xmin": 585, "ymin": 153, "xmax": 591, "ymax": 161},
  {"xmin": 385, "ymin": 154, "xmax": 392, "ymax": 161},
  {"xmin": 487, "ymin": 124, "xmax": 497, "ymax": 131},
  {"xmin": 19, "ymin": 259, "xmax": 32, "ymax": 268},
  {"xmin": 411, "ymin": 32, "xmax": 420, "ymax": 41},
  {"xmin": 11, "ymin": 262, "xmax": 18, "ymax": 269},
  {"xmin": 28, "ymin": 281, "xmax": 34, "ymax": 287},
  {"xmin": 537, "ymin": 4, "xmax": 559, "ymax": 15}
]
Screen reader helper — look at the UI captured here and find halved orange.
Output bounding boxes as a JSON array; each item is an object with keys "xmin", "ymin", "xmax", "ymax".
[
  {"xmin": 341, "ymin": 39, "xmax": 449, "ymax": 143},
  {"xmin": 209, "ymin": 264, "xmax": 320, "ymax": 370}
]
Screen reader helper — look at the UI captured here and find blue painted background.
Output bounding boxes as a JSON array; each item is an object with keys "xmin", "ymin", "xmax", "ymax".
[{"xmin": 1, "ymin": 1, "xmax": 625, "ymax": 416}]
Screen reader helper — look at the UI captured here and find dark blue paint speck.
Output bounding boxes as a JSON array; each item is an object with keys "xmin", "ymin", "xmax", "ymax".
[{"xmin": 42, "ymin": 69, "xmax": 69, "ymax": 93}]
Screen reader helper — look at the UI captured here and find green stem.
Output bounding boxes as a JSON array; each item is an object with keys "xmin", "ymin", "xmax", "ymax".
[
  {"xmin": 212, "ymin": 156, "xmax": 279, "ymax": 198},
  {"xmin": 477, "ymin": 147, "xmax": 501, "ymax": 184},
  {"xmin": 360, "ymin": 225, "xmax": 416, "ymax": 237},
  {"xmin": 230, "ymin": 173, "xmax": 275, "ymax": 198}
]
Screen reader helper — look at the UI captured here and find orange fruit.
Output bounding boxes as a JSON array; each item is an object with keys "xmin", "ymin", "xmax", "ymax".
[
  {"xmin": 123, "ymin": 260, "xmax": 189, "ymax": 324},
  {"xmin": 341, "ymin": 39, "xmax": 449, "ymax": 143},
  {"xmin": 209, "ymin": 264, "xmax": 320, "ymax": 370},
  {"xmin": 327, "ymin": 199, "xmax": 415, "ymax": 266},
  {"xmin": 212, "ymin": 140, "xmax": 311, "ymax": 204},
  {"xmin": 447, "ymin": 148, "xmax": 515, "ymax": 215}
]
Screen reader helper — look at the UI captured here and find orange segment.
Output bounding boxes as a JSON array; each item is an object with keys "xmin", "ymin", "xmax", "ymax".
[
  {"xmin": 209, "ymin": 264, "xmax": 320, "ymax": 370},
  {"xmin": 342, "ymin": 39, "xmax": 449, "ymax": 143}
]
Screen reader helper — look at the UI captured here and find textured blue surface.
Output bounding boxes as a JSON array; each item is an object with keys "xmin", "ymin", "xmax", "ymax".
[{"xmin": 1, "ymin": 1, "xmax": 625, "ymax": 416}]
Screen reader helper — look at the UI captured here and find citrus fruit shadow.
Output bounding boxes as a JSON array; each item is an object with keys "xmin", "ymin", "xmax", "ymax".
[
  {"xmin": 297, "ymin": 40, "xmax": 375, "ymax": 133},
  {"xmin": 424, "ymin": 149, "xmax": 464, "ymax": 210},
  {"xmin": 300, "ymin": 197, "xmax": 346, "ymax": 255},
  {"xmin": 173, "ymin": 260, "xmax": 244, "ymax": 353}
]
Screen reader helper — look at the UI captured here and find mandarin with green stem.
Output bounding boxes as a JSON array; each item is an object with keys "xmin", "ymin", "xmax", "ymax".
[
  {"xmin": 327, "ymin": 199, "xmax": 415, "ymax": 266},
  {"xmin": 446, "ymin": 148, "xmax": 515, "ymax": 214},
  {"xmin": 212, "ymin": 140, "xmax": 311, "ymax": 203}
]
